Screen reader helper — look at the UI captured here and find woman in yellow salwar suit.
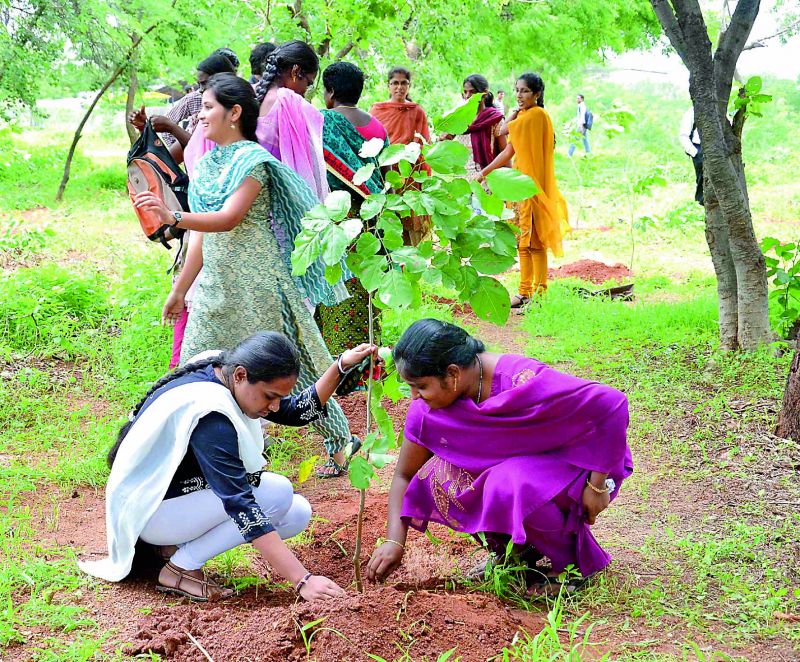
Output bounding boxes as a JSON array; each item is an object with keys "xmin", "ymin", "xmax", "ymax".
[{"xmin": 480, "ymin": 73, "xmax": 569, "ymax": 308}]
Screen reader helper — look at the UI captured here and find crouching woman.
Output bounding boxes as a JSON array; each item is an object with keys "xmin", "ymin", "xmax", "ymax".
[
  {"xmin": 367, "ymin": 319, "xmax": 632, "ymax": 587},
  {"xmin": 80, "ymin": 331, "xmax": 375, "ymax": 601}
]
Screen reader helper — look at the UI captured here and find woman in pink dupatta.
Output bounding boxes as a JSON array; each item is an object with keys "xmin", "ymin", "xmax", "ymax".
[{"xmin": 367, "ymin": 319, "xmax": 633, "ymax": 591}]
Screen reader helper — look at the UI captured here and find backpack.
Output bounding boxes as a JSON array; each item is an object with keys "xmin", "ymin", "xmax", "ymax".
[
  {"xmin": 126, "ymin": 119, "xmax": 189, "ymax": 250},
  {"xmin": 584, "ymin": 109, "xmax": 593, "ymax": 130}
]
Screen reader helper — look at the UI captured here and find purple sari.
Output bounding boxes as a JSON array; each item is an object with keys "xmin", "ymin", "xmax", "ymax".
[{"xmin": 401, "ymin": 354, "xmax": 633, "ymax": 576}]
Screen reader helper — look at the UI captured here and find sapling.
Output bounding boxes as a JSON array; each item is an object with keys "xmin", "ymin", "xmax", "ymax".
[{"xmin": 291, "ymin": 95, "xmax": 540, "ymax": 591}]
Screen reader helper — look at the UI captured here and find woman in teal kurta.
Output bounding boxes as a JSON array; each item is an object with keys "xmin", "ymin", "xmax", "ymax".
[{"xmin": 136, "ymin": 73, "xmax": 357, "ymax": 469}]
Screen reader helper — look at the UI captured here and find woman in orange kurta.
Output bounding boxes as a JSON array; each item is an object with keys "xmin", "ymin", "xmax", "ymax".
[
  {"xmin": 370, "ymin": 67, "xmax": 432, "ymax": 246},
  {"xmin": 480, "ymin": 73, "xmax": 569, "ymax": 307}
]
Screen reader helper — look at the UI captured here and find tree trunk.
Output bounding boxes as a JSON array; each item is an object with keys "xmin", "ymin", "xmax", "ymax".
[
  {"xmin": 704, "ymin": 193, "xmax": 739, "ymax": 349},
  {"xmin": 55, "ymin": 18, "xmax": 163, "ymax": 201},
  {"xmin": 651, "ymin": 0, "xmax": 771, "ymax": 350},
  {"xmin": 776, "ymin": 339, "xmax": 800, "ymax": 440},
  {"xmin": 125, "ymin": 67, "xmax": 138, "ymax": 146}
]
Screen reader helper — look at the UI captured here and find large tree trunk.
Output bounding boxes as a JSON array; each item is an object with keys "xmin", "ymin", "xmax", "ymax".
[{"xmin": 776, "ymin": 340, "xmax": 800, "ymax": 440}]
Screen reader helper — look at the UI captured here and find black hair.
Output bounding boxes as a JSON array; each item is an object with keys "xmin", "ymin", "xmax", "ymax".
[
  {"xmin": 250, "ymin": 42, "xmax": 277, "ymax": 77},
  {"xmin": 463, "ymin": 74, "xmax": 494, "ymax": 110},
  {"xmin": 517, "ymin": 72, "xmax": 545, "ymax": 108},
  {"xmin": 197, "ymin": 53, "xmax": 236, "ymax": 77},
  {"xmin": 577, "ymin": 93, "xmax": 585, "ymax": 101},
  {"xmin": 203, "ymin": 73, "xmax": 260, "ymax": 142},
  {"xmin": 254, "ymin": 40, "xmax": 319, "ymax": 103},
  {"xmin": 393, "ymin": 319, "xmax": 486, "ymax": 379},
  {"xmin": 387, "ymin": 66, "xmax": 413, "ymax": 101},
  {"xmin": 323, "ymin": 61, "xmax": 365, "ymax": 105},
  {"xmin": 215, "ymin": 47, "xmax": 240, "ymax": 70},
  {"xmin": 107, "ymin": 332, "xmax": 300, "ymax": 467}
]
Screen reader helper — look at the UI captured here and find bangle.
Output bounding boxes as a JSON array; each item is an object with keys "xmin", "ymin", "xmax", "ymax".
[
  {"xmin": 294, "ymin": 572, "xmax": 313, "ymax": 594},
  {"xmin": 383, "ymin": 538, "xmax": 405, "ymax": 550},
  {"xmin": 337, "ymin": 354, "xmax": 353, "ymax": 376},
  {"xmin": 585, "ymin": 478, "xmax": 609, "ymax": 494}
]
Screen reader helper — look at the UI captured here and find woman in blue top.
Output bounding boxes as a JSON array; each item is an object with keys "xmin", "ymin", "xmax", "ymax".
[{"xmin": 80, "ymin": 332, "xmax": 376, "ymax": 601}]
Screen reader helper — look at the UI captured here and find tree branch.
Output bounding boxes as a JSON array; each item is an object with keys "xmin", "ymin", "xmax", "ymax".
[
  {"xmin": 743, "ymin": 17, "xmax": 800, "ymax": 50},
  {"xmin": 714, "ymin": 0, "xmax": 760, "ymax": 111},
  {"xmin": 649, "ymin": 0, "xmax": 689, "ymax": 64},
  {"xmin": 290, "ymin": 0, "xmax": 312, "ymax": 37},
  {"xmin": 334, "ymin": 41, "xmax": 355, "ymax": 60}
]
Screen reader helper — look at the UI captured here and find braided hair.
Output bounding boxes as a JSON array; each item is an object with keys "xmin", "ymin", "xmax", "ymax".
[
  {"xmin": 393, "ymin": 319, "xmax": 485, "ymax": 379},
  {"xmin": 518, "ymin": 72, "xmax": 545, "ymax": 108},
  {"xmin": 463, "ymin": 74, "xmax": 494, "ymax": 109},
  {"xmin": 107, "ymin": 332, "xmax": 301, "ymax": 467},
  {"xmin": 254, "ymin": 40, "xmax": 319, "ymax": 104}
]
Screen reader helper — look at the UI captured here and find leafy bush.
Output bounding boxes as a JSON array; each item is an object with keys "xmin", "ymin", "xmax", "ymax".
[{"xmin": 0, "ymin": 264, "xmax": 109, "ymax": 358}]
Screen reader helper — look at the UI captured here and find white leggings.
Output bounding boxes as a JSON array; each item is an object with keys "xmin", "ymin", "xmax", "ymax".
[{"xmin": 139, "ymin": 472, "xmax": 311, "ymax": 570}]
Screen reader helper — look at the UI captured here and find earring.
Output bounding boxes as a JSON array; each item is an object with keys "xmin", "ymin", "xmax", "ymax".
[
  {"xmin": 453, "ymin": 376, "xmax": 459, "ymax": 392},
  {"xmin": 230, "ymin": 123, "xmax": 236, "ymax": 129}
]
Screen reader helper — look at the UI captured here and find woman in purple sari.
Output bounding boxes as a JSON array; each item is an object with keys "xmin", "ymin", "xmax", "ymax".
[{"xmin": 367, "ymin": 319, "xmax": 632, "ymax": 587}]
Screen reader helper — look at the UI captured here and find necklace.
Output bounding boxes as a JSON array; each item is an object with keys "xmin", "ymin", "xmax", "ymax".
[{"xmin": 475, "ymin": 355, "xmax": 484, "ymax": 404}]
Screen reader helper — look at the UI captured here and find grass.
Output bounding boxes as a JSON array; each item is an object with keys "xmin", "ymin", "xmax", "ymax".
[{"xmin": 1, "ymin": 77, "xmax": 800, "ymax": 659}]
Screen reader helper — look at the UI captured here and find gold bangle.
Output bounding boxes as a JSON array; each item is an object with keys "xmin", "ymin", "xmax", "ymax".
[
  {"xmin": 585, "ymin": 478, "xmax": 609, "ymax": 494},
  {"xmin": 384, "ymin": 538, "xmax": 405, "ymax": 549}
]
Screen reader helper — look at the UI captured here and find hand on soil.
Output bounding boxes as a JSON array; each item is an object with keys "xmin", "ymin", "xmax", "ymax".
[
  {"xmin": 298, "ymin": 575, "xmax": 346, "ymax": 601},
  {"xmin": 366, "ymin": 542, "xmax": 404, "ymax": 582}
]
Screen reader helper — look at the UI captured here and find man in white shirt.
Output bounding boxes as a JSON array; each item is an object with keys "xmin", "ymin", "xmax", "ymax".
[
  {"xmin": 568, "ymin": 94, "xmax": 591, "ymax": 156},
  {"xmin": 679, "ymin": 107, "xmax": 704, "ymax": 205}
]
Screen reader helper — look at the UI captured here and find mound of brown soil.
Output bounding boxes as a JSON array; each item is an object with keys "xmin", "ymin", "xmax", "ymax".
[{"xmin": 548, "ymin": 259, "xmax": 632, "ymax": 285}]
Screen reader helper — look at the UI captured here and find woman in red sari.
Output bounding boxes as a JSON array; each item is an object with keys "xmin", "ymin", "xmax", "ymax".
[
  {"xmin": 459, "ymin": 74, "xmax": 506, "ymax": 179},
  {"xmin": 369, "ymin": 67, "xmax": 431, "ymax": 246}
]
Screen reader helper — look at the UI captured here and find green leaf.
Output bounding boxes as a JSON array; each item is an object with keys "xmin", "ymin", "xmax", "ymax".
[
  {"xmin": 297, "ymin": 455, "xmax": 319, "ymax": 484},
  {"xmin": 745, "ymin": 76, "xmax": 762, "ymax": 95},
  {"xmin": 471, "ymin": 181, "xmax": 504, "ymax": 217},
  {"xmin": 469, "ymin": 276, "xmax": 510, "ymax": 324},
  {"xmin": 380, "ymin": 142, "xmax": 421, "ymax": 167},
  {"xmin": 423, "ymin": 140, "xmax": 469, "ymax": 174},
  {"xmin": 353, "ymin": 163, "xmax": 376, "ymax": 186},
  {"xmin": 368, "ymin": 453, "xmax": 395, "ymax": 469},
  {"xmin": 378, "ymin": 213, "xmax": 405, "ymax": 251},
  {"xmin": 361, "ymin": 194, "xmax": 386, "ymax": 220},
  {"xmin": 291, "ymin": 232, "xmax": 321, "ymax": 276},
  {"xmin": 302, "ymin": 204, "xmax": 334, "ymax": 231},
  {"xmin": 340, "ymin": 217, "xmax": 363, "ymax": 241},
  {"xmin": 350, "ymin": 254, "xmax": 388, "ymax": 291},
  {"xmin": 486, "ymin": 169, "xmax": 539, "ymax": 201},
  {"xmin": 324, "ymin": 190, "xmax": 352, "ymax": 221},
  {"xmin": 325, "ymin": 263, "xmax": 342, "ymax": 285},
  {"xmin": 386, "ymin": 170, "xmax": 404, "ymax": 188},
  {"xmin": 348, "ymin": 456, "xmax": 375, "ymax": 490},
  {"xmin": 470, "ymin": 247, "xmax": 517, "ymax": 275},
  {"xmin": 382, "ymin": 370, "xmax": 407, "ymax": 403},
  {"xmin": 356, "ymin": 232, "xmax": 381, "ymax": 256},
  {"xmin": 435, "ymin": 93, "xmax": 482, "ymax": 135},
  {"xmin": 417, "ymin": 240, "xmax": 434, "ymax": 259},
  {"xmin": 390, "ymin": 246, "xmax": 427, "ymax": 273},
  {"xmin": 359, "ymin": 137, "xmax": 385, "ymax": 158},
  {"xmin": 378, "ymin": 269, "xmax": 414, "ymax": 308},
  {"xmin": 398, "ymin": 159, "xmax": 412, "ymax": 178},
  {"xmin": 320, "ymin": 224, "xmax": 350, "ymax": 266}
]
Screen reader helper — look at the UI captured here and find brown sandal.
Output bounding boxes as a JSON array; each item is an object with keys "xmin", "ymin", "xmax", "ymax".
[{"xmin": 157, "ymin": 561, "xmax": 234, "ymax": 602}]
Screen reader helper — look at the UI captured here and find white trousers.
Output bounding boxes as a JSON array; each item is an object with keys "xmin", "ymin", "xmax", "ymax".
[{"xmin": 139, "ymin": 472, "xmax": 311, "ymax": 570}]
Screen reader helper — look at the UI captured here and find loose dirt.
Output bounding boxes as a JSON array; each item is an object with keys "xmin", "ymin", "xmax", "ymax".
[{"xmin": 548, "ymin": 259, "xmax": 633, "ymax": 285}]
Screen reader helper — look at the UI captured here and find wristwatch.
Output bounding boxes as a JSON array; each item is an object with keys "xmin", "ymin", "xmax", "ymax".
[{"xmin": 171, "ymin": 211, "xmax": 183, "ymax": 227}]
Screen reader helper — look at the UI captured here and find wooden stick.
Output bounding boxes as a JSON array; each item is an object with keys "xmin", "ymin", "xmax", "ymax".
[{"xmin": 186, "ymin": 632, "xmax": 214, "ymax": 662}]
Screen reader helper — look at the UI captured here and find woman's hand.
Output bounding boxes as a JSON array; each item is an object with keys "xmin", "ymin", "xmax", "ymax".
[
  {"xmin": 162, "ymin": 290, "xmax": 187, "ymax": 326},
  {"xmin": 340, "ymin": 343, "xmax": 380, "ymax": 371},
  {"xmin": 581, "ymin": 481, "xmax": 610, "ymax": 525},
  {"xmin": 134, "ymin": 191, "xmax": 173, "ymax": 226},
  {"xmin": 366, "ymin": 542, "xmax": 404, "ymax": 582},
  {"xmin": 298, "ymin": 575, "xmax": 346, "ymax": 601}
]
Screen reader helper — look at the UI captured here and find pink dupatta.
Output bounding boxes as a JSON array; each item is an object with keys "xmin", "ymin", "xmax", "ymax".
[{"xmin": 256, "ymin": 88, "xmax": 329, "ymax": 202}]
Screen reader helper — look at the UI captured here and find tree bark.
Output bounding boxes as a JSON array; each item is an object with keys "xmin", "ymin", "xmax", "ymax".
[
  {"xmin": 776, "ymin": 338, "xmax": 800, "ymax": 441},
  {"xmin": 125, "ymin": 66, "xmax": 138, "ymax": 146},
  {"xmin": 704, "ymin": 191, "xmax": 739, "ymax": 349},
  {"xmin": 650, "ymin": 0, "xmax": 771, "ymax": 350},
  {"xmin": 55, "ymin": 9, "xmax": 170, "ymax": 201}
]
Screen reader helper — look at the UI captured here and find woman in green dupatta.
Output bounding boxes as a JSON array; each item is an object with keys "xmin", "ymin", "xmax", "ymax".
[
  {"xmin": 316, "ymin": 63, "xmax": 390, "ymax": 474},
  {"xmin": 136, "ymin": 73, "xmax": 359, "ymax": 476}
]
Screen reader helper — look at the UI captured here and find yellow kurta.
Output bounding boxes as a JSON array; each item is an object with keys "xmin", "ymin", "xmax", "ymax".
[{"xmin": 507, "ymin": 107, "xmax": 569, "ymax": 256}]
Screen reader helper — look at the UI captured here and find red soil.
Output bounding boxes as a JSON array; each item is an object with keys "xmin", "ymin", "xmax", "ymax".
[{"xmin": 548, "ymin": 259, "xmax": 632, "ymax": 285}]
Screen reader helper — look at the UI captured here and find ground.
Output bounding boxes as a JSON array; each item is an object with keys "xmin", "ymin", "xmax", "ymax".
[{"xmin": 3, "ymin": 84, "xmax": 800, "ymax": 660}]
